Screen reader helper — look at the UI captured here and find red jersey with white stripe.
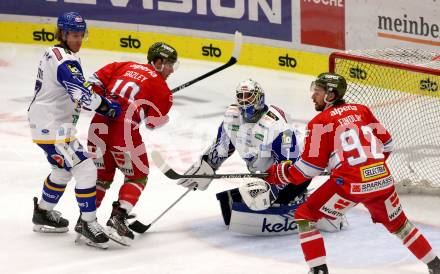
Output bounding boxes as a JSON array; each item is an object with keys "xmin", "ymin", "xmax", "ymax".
[
  {"xmin": 90, "ymin": 61, "xmax": 172, "ymax": 127},
  {"xmin": 284, "ymin": 103, "xmax": 394, "ymax": 197}
]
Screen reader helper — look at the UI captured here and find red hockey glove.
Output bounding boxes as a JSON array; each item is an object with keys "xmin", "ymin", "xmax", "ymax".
[{"xmin": 265, "ymin": 160, "xmax": 292, "ymax": 185}]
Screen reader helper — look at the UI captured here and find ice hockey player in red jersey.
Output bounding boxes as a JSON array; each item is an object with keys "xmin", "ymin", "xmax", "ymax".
[
  {"xmin": 87, "ymin": 42, "xmax": 177, "ymax": 245},
  {"xmin": 265, "ymin": 73, "xmax": 440, "ymax": 274}
]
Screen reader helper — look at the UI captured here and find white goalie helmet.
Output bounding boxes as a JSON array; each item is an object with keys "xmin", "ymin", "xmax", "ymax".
[
  {"xmin": 236, "ymin": 79, "xmax": 265, "ymax": 123},
  {"xmin": 238, "ymin": 179, "xmax": 275, "ymax": 211}
]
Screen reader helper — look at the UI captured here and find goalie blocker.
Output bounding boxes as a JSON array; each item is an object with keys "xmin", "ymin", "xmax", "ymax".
[{"xmin": 216, "ymin": 180, "xmax": 348, "ymax": 236}]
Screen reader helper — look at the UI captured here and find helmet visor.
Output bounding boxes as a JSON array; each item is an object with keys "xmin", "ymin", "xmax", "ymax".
[{"xmin": 163, "ymin": 59, "xmax": 179, "ymax": 71}]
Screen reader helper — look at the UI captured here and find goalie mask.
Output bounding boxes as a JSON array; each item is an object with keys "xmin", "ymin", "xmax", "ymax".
[{"xmin": 236, "ymin": 79, "xmax": 265, "ymax": 123}]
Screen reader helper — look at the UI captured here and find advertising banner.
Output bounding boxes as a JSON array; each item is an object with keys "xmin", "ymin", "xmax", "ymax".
[
  {"xmin": 0, "ymin": 0, "xmax": 292, "ymax": 42},
  {"xmin": 300, "ymin": 0, "xmax": 345, "ymax": 50},
  {"xmin": 346, "ymin": 0, "xmax": 440, "ymax": 51}
]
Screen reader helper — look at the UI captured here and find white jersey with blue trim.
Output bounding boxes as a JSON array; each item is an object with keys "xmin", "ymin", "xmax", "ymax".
[
  {"xmin": 210, "ymin": 104, "xmax": 303, "ymax": 172},
  {"xmin": 27, "ymin": 46, "xmax": 102, "ymax": 144}
]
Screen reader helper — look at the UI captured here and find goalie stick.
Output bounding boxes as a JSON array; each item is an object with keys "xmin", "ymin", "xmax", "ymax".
[
  {"xmin": 171, "ymin": 30, "xmax": 242, "ymax": 94},
  {"xmin": 151, "ymin": 150, "xmax": 268, "ymax": 180},
  {"xmin": 128, "ymin": 150, "xmax": 266, "ymax": 234}
]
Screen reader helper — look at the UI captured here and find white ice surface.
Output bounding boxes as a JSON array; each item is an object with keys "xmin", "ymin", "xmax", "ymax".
[{"xmin": 0, "ymin": 43, "xmax": 439, "ymax": 274}]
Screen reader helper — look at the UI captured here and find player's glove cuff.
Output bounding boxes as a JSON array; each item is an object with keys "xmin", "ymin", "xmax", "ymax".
[{"xmin": 276, "ymin": 160, "xmax": 292, "ymax": 184}]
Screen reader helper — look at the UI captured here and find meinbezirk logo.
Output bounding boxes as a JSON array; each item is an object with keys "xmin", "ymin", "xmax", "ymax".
[
  {"xmin": 420, "ymin": 78, "xmax": 438, "ymax": 92},
  {"xmin": 278, "ymin": 53, "xmax": 297, "ymax": 68},
  {"xmin": 33, "ymin": 29, "xmax": 55, "ymax": 42},
  {"xmin": 202, "ymin": 44, "xmax": 222, "ymax": 57},
  {"xmin": 120, "ymin": 35, "xmax": 141, "ymax": 49},
  {"xmin": 349, "ymin": 66, "xmax": 367, "ymax": 80}
]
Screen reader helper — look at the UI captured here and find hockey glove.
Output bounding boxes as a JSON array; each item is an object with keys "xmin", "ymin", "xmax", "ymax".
[
  {"xmin": 177, "ymin": 157, "xmax": 215, "ymax": 191},
  {"xmin": 239, "ymin": 179, "xmax": 275, "ymax": 211},
  {"xmin": 265, "ymin": 160, "xmax": 293, "ymax": 185},
  {"xmin": 96, "ymin": 96, "xmax": 121, "ymax": 119}
]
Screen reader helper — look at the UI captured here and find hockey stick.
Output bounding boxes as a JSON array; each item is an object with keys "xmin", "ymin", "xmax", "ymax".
[
  {"xmin": 128, "ymin": 188, "xmax": 193, "ymax": 234},
  {"xmin": 151, "ymin": 150, "xmax": 268, "ymax": 180},
  {"xmin": 171, "ymin": 31, "xmax": 243, "ymax": 94}
]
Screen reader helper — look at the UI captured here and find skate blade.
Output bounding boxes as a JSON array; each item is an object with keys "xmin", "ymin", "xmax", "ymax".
[
  {"xmin": 33, "ymin": 224, "xmax": 68, "ymax": 233},
  {"xmin": 106, "ymin": 227, "xmax": 132, "ymax": 246},
  {"xmin": 75, "ymin": 234, "xmax": 109, "ymax": 249}
]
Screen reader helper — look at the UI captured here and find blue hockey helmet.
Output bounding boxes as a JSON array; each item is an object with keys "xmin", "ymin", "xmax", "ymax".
[
  {"xmin": 57, "ymin": 12, "xmax": 87, "ymax": 32},
  {"xmin": 236, "ymin": 79, "xmax": 265, "ymax": 123}
]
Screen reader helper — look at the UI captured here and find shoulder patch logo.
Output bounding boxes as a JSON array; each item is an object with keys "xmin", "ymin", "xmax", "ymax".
[
  {"xmin": 52, "ymin": 48, "xmax": 63, "ymax": 61},
  {"xmin": 266, "ymin": 111, "xmax": 279, "ymax": 121}
]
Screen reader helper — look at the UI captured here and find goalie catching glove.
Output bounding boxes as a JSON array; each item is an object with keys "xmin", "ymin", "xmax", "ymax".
[
  {"xmin": 177, "ymin": 155, "xmax": 216, "ymax": 191},
  {"xmin": 238, "ymin": 179, "xmax": 276, "ymax": 211}
]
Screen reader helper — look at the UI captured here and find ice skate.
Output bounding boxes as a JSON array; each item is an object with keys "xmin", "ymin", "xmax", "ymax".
[
  {"xmin": 429, "ymin": 257, "xmax": 440, "ymax": 274},
  {"xmin": 32, "ymin": 197, "xmax": 69, "ymax": 233},
  {"xmin": 74, "ymin": 216, "xmax": 109, "ymax": 249},
  {"xmin": 106, "ymin": 201, "xmax": 135, "ymax": 246},
  {"xmin": 308, "ymin": 264, "xmax": 329, "ymax": 274}
]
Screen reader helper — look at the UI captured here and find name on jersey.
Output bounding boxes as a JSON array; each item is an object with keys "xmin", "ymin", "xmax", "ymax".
[
  {"xmin": 337, "ymin": 114, "xmax": 361, "ymax": 126},
  {"xmin": 330, "ymin": 105, "xmax": 358, "ymax": 116},
  {"xmin": 350, "ymin": 176, "xmax": 393, "ymax": 194},
  {"xmin": 123, "ymin": 70, "xmax": 148, "ymax": 82},
  {"xmin": 360, "ymin": 162, "xmax": 388, "ymax": 181},
  {"xmin": 128, "ymin": 64, "xmax": 158, "ymax": 78}
]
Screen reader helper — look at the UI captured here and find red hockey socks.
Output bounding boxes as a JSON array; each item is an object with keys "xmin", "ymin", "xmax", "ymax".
[{"xmin": 297, "ymin": 220, "xmax": 327, "ymax": 268}]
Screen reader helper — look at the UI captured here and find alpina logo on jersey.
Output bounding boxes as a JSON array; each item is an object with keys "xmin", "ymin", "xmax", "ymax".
[
  {"xmin": 360, "ymin": 162, "xmax": 388, "ymax": 181},
  {"xmin": 351, "ymin": 176, "xmax": 393, "ymax": 194},
  {"xmin": 202, "ymin": 44, "xmax": 222, "ymax": 58},
  {"xmin": 261, "ymin": 217, "xmax": 297, "ymax": 233},
  {"xmin": 385, "ymin": 191, "xmax": 402, "ymax": 221},
  {"xmin": 330, "ymin": 105, "xmax": 358, "ymax": 116}
]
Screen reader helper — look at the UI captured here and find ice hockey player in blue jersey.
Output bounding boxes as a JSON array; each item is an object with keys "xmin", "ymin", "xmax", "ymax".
[
  {"xmin": 28, "ymin": 12, "xmax": 121, "ymax": 249},
  {"xmin": 178, "ymin": 79, "xmax": 347, "ymax": 235}
]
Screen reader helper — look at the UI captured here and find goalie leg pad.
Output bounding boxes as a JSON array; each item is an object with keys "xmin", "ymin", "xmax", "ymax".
[
  {"xmin": 229, "ymin": 202, "xmax": 299, "ymax": 236},
  {"xmin": 216, "ymin": 188, "xmax": 242, "ymax": 226}
]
